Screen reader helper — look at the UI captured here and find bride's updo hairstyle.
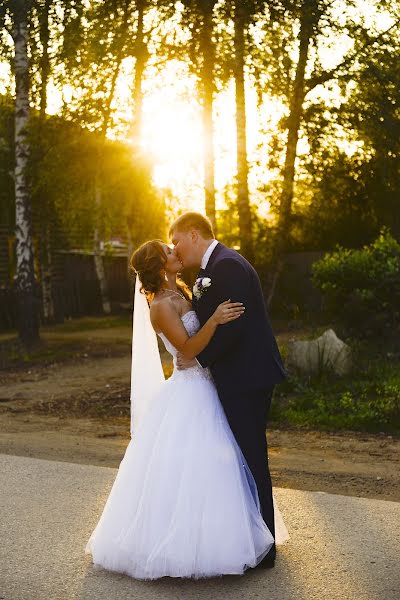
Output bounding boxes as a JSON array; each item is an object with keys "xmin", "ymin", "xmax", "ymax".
[{"xmin": 130, "ymin": 240, "xmax": 191, "ymax": 302}]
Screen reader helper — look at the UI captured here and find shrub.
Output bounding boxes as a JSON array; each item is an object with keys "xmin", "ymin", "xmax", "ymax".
[
  {"xmin": 311, "ymin": 228, "xmax": 400, "ymax": 336},
  {"xmin": 271, "ymin": 357, "xmax": 400, "ymax": 433}
]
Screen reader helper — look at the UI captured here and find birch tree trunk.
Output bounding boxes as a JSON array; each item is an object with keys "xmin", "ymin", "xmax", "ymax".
[
  {"xmin": 233, "ymin": 1, "xmax": 253, "ymax": 261},
  {"xmin": 93, "ymin": 161, "xmax": 112, "ymax": 313},
  {"xmin": 267, "ymin": 2, "xmax": 315, "ymax": 308},
  {"xmin": 12, "ymin": 0, "xmax": 40, "ymax": 344},
  {"xmin": 38, "ymin": 0, "xmax": 55, "ymax": 322},
  {"xmin": 93, "ymin": 180, "xmax": 111, "ymax": 314},
  {"xmin": 93, "ymin": 0, "xmax": 131, "ymax": 315}
]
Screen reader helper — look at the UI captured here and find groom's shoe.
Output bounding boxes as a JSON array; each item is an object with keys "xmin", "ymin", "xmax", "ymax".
[
  {"xmin": 254, "ymin": 556, "xmax": 275, "ymax": 570},
  {"xmin": 253, "ymin": 545, "xmax": 276, "ymax": 570}
]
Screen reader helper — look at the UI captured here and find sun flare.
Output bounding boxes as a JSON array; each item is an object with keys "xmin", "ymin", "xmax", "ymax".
[
  {"xmin": 141, "ymin": 88, "xmax": 204, "ymax": 202},
  {"xmin": 44, "ymin": 57, "xmax": 284, "ymax": 216}
]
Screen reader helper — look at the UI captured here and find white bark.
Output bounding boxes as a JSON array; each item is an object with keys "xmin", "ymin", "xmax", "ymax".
[
  {"xmin": 93, "ymin": 182, "xmax": 111, "ymax": 314},
  {"xmin": 14, "ymin": 16, "xmax": 32, "ymax": 290},
  {"xmin": 12, "ymin": 1, "xmax": 39, "ymax": 343}
]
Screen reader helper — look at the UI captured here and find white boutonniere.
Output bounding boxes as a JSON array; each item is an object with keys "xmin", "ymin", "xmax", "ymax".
[{"xmin": 193, "ymin": 277, "xmax": 212, "ymax": 299}]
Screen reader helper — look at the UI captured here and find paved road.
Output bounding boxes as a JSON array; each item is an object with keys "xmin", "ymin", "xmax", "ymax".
[{"xmin": 1, "ymin": 454, "xmax": 399, "ymax": 600}]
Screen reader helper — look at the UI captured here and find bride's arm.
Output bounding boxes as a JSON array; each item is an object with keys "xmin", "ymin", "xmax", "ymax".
[{"xmin": 150, "ymin": 300, "xmax": 245, "ymax": 360}]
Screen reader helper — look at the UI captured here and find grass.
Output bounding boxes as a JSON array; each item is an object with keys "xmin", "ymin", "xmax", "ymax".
[
  {"xmin": 42, "ymin": 314, "xmax": 131, "ymax": 334},
  {"xmin": 2, "ymin": 315, "xmax": 399, "ymax": 434},
  {"xmin": 272, "ymin": 336, "xmax": 400, "ymax": 434},
  {"xmin": 0, "ymin": 315, "xmax": 132, "ymax": 371}
]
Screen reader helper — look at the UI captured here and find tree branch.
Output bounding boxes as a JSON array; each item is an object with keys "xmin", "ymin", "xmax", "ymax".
[{"xmin": 305, "ymin": 18, "xmax": 400, "ymax": 94}]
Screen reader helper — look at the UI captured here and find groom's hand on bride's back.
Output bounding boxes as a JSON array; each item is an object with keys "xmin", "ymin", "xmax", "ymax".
[{"xmin": 176, "ymin": 353, "xmax": 198, "ymax": 370}]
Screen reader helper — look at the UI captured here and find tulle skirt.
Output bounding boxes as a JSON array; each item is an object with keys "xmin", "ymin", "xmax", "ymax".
[{"xmin": 85, "ymin": 369, "xmax": 288, "ymax": 580}]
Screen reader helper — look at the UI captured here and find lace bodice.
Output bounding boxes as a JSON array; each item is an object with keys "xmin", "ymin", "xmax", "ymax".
[{"xmin": 157, "ymin": 310, "xmax": 213, "ymax": 382}]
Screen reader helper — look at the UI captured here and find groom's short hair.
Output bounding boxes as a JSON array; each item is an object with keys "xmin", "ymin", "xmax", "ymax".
[{"xmin": 169, "ymin": 212, "xmax": 215, "ymax": 239}]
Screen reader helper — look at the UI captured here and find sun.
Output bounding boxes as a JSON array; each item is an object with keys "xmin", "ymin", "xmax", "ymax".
[
  {"xmin": 44, "ymin": 56, "xmax": 282, "ymax": 217},
  {"xmin": 135, "ymin": 68, "xmax": 283, "ymax": 216},
  {"xmin": 136, "ymin": 64, "xmax": 242, "ymax": 212},
  {"xmin": 141, "ymin": 86, "xmax": 204, "ymax": 203}
]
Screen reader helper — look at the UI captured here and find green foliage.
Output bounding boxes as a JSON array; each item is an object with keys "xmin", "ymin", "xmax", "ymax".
[
  {"xmin": 272, "ymin": 339, "xmax": 400, "ymax": 433},
  {"xmin": 216, "ymin": 193, "xmax": 275, "ymax": 269},
  {"xmin": 311, "ymin": 229, "xmax": 400, "ymax": 335},
  {"xmin": 0, "ymin": 97, "xmax": 166, "ymax": 253},
  {"xmin": 298, "ymin": 40, "xmax": 400, "ymax": 251},
  {"xmin": 1, "ymin": 0, "xmax": 400, "ymax": 272}
]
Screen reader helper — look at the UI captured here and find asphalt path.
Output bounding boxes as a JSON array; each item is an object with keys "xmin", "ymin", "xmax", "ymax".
[{"xmin": 1, "ymin": 454, "xmax": 399, "ymax": 600}]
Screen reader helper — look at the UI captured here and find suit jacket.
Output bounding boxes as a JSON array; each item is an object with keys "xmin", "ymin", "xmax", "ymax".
[{"xmin": 193, "ymin": 242, "xmax": 287, "ymax": 399}]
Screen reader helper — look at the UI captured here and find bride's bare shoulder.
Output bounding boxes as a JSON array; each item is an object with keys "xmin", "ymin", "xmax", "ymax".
[
  {"xmin": 150, "ymin": 294, "xmax": 173, "ymax": 311},
  {"xmin": 150, "ymin": 296, "xmax": 178, "ymax": 329}
]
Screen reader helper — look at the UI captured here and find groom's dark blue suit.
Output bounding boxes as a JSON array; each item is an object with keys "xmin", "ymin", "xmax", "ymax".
[{"xmin": 192, "ymin": 242, "xmax": 287, "ymax": 556}]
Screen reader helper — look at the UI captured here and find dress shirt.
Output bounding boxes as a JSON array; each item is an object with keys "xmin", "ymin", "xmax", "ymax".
[
  {"xmin": 200, "ymin": 239, "xmax": 219, "ymax": 271},
  {"xmin": 194, "ymin": 239, "xmax": 219, "ymax": 367}
]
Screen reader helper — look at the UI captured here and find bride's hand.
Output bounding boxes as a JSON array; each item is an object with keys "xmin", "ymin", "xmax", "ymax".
[{"xmin": 212, "ymin": 300, "xmax": 245, "ymax": 325}]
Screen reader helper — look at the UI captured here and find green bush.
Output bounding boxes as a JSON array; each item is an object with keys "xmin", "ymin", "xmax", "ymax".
[
  {"xmin": 271, "ymin": 355, "xmax": 400, "ymax": 433},
  {"xmin": 311, "ymin": 228, "xmax": 400, "ymax": 336}
]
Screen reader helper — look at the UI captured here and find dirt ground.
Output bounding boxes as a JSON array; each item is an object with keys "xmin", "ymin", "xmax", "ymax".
[{"xmin": 1, "ymin": 342, "xmax": 399, "ymax": 503}]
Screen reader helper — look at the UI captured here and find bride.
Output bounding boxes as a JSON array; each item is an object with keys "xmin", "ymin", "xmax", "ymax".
[{"xmin": 84, "ymin": 239, "xmax": 288, "ymax": 580}]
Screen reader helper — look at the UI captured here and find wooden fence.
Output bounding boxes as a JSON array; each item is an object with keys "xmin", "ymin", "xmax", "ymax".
[
  {"xmin": 0, "ymin": 227, "xmax": 132, "ymax": 331},
  {"xmin": 0, "ymin": 223, "xmax": 326, "ymax": 332}
]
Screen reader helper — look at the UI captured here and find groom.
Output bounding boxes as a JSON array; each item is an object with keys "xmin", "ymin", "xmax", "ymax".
[{"xmin": 170, "ymin": 212, "xmax": 287, "ymax": 568}]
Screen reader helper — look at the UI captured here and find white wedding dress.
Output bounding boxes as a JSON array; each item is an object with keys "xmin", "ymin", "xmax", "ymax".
[{"xmin": 85, "ymin": 310, "xmax": 288, "ymax": 580}]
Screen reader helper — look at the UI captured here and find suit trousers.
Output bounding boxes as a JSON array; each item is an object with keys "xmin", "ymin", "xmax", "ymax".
[{"xmin": 218, "ymin": 385, "xmax": 276, "ymax": 557}]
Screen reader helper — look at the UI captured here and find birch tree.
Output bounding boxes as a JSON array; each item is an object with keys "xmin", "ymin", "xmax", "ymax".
[
  {"xmin": 61, "ymin": 0, "xmax": 174, "ymax": 312},
  {"xmin": 91, "ymin": 0, "xmax": 133, "ymax": 315},
  {"xmin": 31, "ymin": 0, "xmax": 55, "ymax": 322},
  {"xmin": 2, "ymin": 0, "xmax": 39, "ymax": 344}
]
